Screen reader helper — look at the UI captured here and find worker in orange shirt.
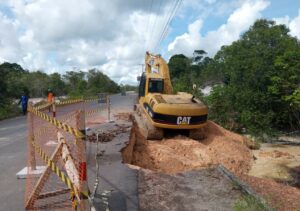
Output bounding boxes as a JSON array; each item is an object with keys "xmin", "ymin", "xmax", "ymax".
[{"xmin": 47, "ymin": 89, "xmax": 54, "ymax": 112}]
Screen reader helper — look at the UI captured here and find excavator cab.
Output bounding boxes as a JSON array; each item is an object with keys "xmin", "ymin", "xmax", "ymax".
[
  {"xmin": 148, "ymin": 78, "xmax": 164, "ymax": 93},
  {"xmin": 138, "ymin": 72, "xmax": 164, "ymax": 98}
]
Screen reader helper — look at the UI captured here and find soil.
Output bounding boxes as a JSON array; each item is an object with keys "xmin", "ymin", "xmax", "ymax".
[
  {"xmin": 122, "ymin": 119, "xmax": 300, "ymax": 211},
  {"xmin": 123, "ymin": 120, "xmax": 253, "ymax": 175},
  {"xmin": 113, "ymin": 112, "xmax": 131, "ymax": 121},
  {"xmin": 138, "ymin": 168, "xmax": 243, "ymax": 211},
  {"xmin": 240, "ymin": 174, "xmax": 300, "ymax": 211},
  {"xmin": 258, "ymin": 150, "xmax": 295, "ymax": 159},
  {"xmin": 249, "ymin": 143, "xmax": 300, "ymax": 188},
  {"xmin": 87, "ymin": 122, "xmax": 131, "ymax": 143}
]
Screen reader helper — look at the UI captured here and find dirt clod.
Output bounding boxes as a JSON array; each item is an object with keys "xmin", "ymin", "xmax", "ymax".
[{"xmin": 87, "ymin": 132, "xmax": 115, "ymax": 143}]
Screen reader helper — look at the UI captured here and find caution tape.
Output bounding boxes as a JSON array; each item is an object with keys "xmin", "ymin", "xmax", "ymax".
[
  {"xmin": 56, "ymin": 99, "xmax": 83, "ymax": 106},
  {"xmin": 31, "ymin": 140, "xmax": 89, "ymax": 199},
  {"xmin": 85, "ymin": 107, "xmax": 102, "ymax": 117},
  {"xmin": 28, "ymin": 107, "xmax": 85, "ymax": 138},
  {"xmin": 31, "ymin": 96, "xmax": 98, "ymax": 111},
  {"xmin": 34, "ymin": 103, "xmax": 52, "ymax": 111},
  {"xmin": 59, "ymin": 112, "xmax": 78, "ymax": 124},
  {"xmin": 84, "ymin": 97, "xmax": 99, "ymax": 102}
]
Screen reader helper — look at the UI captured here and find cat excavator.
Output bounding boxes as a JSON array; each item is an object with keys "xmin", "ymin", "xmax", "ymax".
[{"xmin": 133, "ymin": 52, "xmax": 208, "ymax": 140}]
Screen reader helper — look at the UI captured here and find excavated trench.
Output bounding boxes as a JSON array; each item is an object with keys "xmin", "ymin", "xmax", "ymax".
[{"xmin": 122, "ymin": 120, "xmax": 253, "ymax": 175}]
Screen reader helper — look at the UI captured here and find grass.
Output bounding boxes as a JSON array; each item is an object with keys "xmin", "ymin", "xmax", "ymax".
[{"xmin": 234, "ymin": 195, "xmax": 271, "ymax": 211}]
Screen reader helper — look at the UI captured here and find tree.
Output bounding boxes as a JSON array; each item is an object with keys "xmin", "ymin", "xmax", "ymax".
[
  {"xmin": 23, "ymin": 71, "xmax": 50, "ymax": 97},
  {"xmin": 0, "ymin": 62, "xmax": 27, "ymax": 98},
  {"xmin": 168, "ymin": 54, "xmax": 190, "ymax": 79},
  {"xmin": 270, "ymin": 50, "xmax": 300, "ymax": 129},
  {"xmin": 206, "ymin": 19, "xmax": 300, "ymax": 134},
  {"xmin": 63, "ymin": 71, "xmax": 86, "ymax": 97},
  {"xmin": 193, "ymin": 50, "xmax": 207, "ymax": 64},
  {"xmin": 48, "ymin": 73, "xmax": 67, "ymax": 96},
  {"xmin": 86, "ymin": 69, "xmax": 120, "ymax": 94}
]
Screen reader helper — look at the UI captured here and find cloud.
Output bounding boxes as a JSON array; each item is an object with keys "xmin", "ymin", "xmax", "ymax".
[
  {"xmin": 289, "ymin": 11, "xmax": 300, "ymax": 38},
  {"xmin": 273, "ymin": 16, "xmax": 290, "ymax": 26},
  {"xmin": 1, "ymin": 0, "xmax": 299, "ymax": 85},
  {"xmin": 0, "ymin": 0, "xmax": 173, "ymax": 84},
  {"xmin": 273, "ymin": 9, "xmax": 300, "ymax": 40},
  {"xmin": 168, "ymin": 0, "xmax": 270, "ymax": 57},
  {"xmin": 167, "ymin": 19, "xmax": 203, "ymax": 56},
  {"xmin": 0, "ymin": 12, "xmax": 21, "ymax": 62}
]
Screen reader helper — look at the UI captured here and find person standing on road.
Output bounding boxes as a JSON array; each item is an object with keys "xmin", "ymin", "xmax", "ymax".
[
  {"xmin": 47, "ymin": 89, "xmax": 54, "ymax": 112},
  {"xmin": 18, "ymin": 93, "xmax": 29, "ymax": 115},
  {"xmin": 47, "ymin": 89, "xmax": 54, "ymax": 103}
]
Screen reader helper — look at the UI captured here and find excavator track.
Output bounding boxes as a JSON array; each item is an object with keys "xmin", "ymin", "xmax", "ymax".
[
  {"xmin": 133, "ymin": 104, "xmax": 163, "ymax": 140},
  {"xmin": 189, "ymin": 128, "xmax": 207, "ymax": 140},
  {"xmin": 133, "ymin": 104, "xmax": 207, "ymax": 141}
]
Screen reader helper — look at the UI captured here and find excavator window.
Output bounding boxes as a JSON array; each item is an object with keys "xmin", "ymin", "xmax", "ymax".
[{"xmin": 148, "ymin": 79, "xmax": 164, "ymax": 93}]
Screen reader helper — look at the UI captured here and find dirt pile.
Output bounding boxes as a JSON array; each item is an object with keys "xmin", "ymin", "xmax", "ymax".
[{"xmin": 122, "ymin": 120, "xmax": 253, "ymax": 175}]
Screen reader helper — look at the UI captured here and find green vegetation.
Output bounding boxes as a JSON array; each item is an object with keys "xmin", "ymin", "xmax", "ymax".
[
  {"xmin": 0, "ymin": 63, "xmax": 120, "ymax": 119},
  {"xmin": 234, "ymin": 195, "xmax": 270, "ymax": 211},
  {"xmin": 168, "ymin": 19, "xmax": 300, "ymax": 137},
  {"xmin": 121, "ymin": 84, "xmax": 138, "ymax": 92}
]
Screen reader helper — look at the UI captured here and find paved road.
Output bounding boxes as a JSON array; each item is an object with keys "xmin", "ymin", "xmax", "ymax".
[
  {"xmin": 88, "ymin": 92, "xmax": 138, "ymax": 211},
  {"xmin": 0, "ymin": 93, "xmax": 137, "ymax": 211},
  {"xmin": 0, "ymin": 115, "xmax": 27, "ymax": 211}
]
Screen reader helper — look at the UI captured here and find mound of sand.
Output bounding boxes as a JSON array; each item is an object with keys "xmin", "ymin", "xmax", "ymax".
[{"xmin": 123, "ymin": 121, "xmax": 253, "ymax": 175}]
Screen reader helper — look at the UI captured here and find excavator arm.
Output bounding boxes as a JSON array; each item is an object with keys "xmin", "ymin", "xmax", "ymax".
[{"xmin": 145, "ymin": 52, "xmax": 173, "ymax": 94}]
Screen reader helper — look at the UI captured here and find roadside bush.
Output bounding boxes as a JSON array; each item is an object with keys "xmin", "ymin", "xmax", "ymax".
[{"xmin": 0, "ymin": 101, "xmax": 21, "ymax": 120}]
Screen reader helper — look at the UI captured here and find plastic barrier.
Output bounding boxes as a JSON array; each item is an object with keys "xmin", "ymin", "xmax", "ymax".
[{"xmin": 24, "ymin": 96, "xmax": 107, "ymax": 210}]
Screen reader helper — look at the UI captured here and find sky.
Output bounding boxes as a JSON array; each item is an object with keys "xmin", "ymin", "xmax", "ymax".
[{"xmin": 0, "ymin": 0, "xmax": 300, "ymax": 85}]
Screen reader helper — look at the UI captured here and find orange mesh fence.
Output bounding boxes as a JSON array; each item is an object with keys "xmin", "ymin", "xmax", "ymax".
[{"xmin": 25, "ymin": 97, "xmax": 108, "ymax": 210}]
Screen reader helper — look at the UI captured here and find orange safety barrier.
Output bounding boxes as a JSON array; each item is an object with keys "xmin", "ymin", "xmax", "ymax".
[{"xmin": 25, "ymin": 96, "xmax": 108, "ymax": 210}]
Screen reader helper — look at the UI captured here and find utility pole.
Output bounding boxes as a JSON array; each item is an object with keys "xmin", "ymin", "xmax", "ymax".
[{"xmin": 139, "ymin": 64, "xmax": 145, "ymax": 73}]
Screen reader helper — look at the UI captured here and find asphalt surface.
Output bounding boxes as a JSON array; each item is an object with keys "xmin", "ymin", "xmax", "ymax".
[
  {"xmin": 0, "ymin": 93, "xmax": 138, "ymax": 211},
  {"xmin": 88, "ymin": 92, "xmax": 138, "ymax": 211},
  {"xmin": 0, "ymin": 115, "xmax": 27, "ymax": 211}
]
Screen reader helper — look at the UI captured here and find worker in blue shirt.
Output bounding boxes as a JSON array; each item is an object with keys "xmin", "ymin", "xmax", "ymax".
[{"xmin": 18, "ymin": 93, "xmax": 29, "ymax": 115}]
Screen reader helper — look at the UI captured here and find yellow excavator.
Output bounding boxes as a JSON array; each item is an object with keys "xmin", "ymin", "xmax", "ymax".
[{"xmin": 133, "ymin": 52, "xmax": 208, "ymax": 140}]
